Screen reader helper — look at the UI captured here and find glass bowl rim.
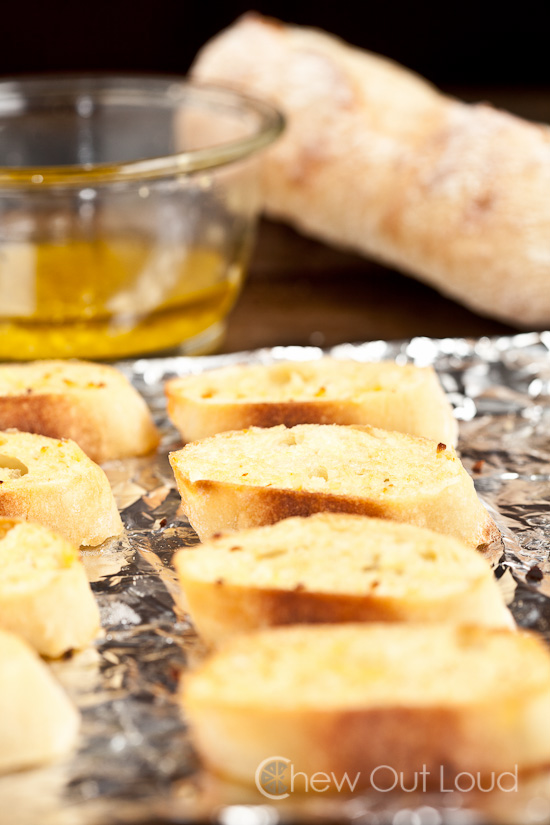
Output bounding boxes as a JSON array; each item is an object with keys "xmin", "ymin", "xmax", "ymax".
[{"xmin": 0, "ymin": 74, "xmax": 285, "ymax": 187}]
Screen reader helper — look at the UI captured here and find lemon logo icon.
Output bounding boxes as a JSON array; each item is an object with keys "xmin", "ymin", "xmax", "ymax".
[{"xmin": 255, "ymin": 756, "xmax": 291, "ymax": 799}]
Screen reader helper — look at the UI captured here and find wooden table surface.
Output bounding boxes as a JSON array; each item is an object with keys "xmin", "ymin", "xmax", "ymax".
[
  {"xmin": 221, "ymin": 88, "xmax": 550, "ymax": 355},
  {"xmin": 221, "ymin": 218, "xmax": 516, "ymax": 353}
]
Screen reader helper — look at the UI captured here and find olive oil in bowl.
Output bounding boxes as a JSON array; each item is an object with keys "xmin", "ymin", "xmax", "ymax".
[
  {"xmin": 0, "ymin": 239, "xmax": 244, "ymax": 359},
  {"xmin": 0, "ymin": 76, "xmax": 284, "ymax": 359}
]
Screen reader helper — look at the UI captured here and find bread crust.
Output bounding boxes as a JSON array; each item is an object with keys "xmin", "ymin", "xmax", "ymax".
[
  {"xmin": 0, "ymin": 519, "xmax": 100, "ymax": 657},
  {"xmin": 0, "ymin": 361, "xmax": 159, "ymax": 463},
  {"xmin": 178, "ymin": 576, "xmax": 512, "ymax": 645},
  {"xmin": 0, "ymin": 431, "xmax": 123, "ymax": 546},
  {"xmin": 183, "ymin": 625, "xmax": 550, "ymax": 788},
  {"xmin": 177, "ymin": 478, "xmax": 499, "ymax": 545},
  {"xmin": 166, "ymin": 359, "xmax": 457, "ymax": 446},
  {"xmin": 0, "ymin": 565, "xmax": 100, "ymax": 658},
  {"xmin": 0, "ymin": 629, "xmax": 79, "ymax": 773},
  {"xmin": 190, "ymin": 702, "xmax": 550, "ymax": 789},
  {"xmin": 175, "ymin": 514, "xmax": 512, "ymax": 644},
  {"xmin": 170, "ymin": 424, "xmax": 499, "ymax": 547},
  {"xmin": 193, "ymin": 15, "xmax": 550, "ymax": 326}
]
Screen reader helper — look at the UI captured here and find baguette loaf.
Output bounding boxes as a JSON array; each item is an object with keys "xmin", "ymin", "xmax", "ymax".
[
  {"xmin": 0, "ymin": 518, "xmax": 100, "ymax": 657},
  {"xmin": 0, "ymin": 629, "xmax": 79, "ymax": 773},
  {"xmin": 166, "ymin": 358, "xmax": 457, "ymax": 445},
  {"xmin": 0, "ymin": 430, "xmax": 123, "ymax": 546},
  {"xmin": 0, "ymin": 360, "xmax": 159, "ymax": 463},
  {"xmin": 174, "ymin": 513, "xmax": 512, "ymax": 644},
  {"xmin": 183, "ymin": 624, "xmax": 550, "ymax": 788},
  {"xmin": 169, "ymin": 423, "xmax": 498, "ymax": 546},
  {"xmin": 193, "ymin": 14, "xmax": 550, "ymax": 327}
]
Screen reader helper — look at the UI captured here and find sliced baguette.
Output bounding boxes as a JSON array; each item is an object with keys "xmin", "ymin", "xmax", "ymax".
[
  {"xmin": 183, "ymin": 623, "xmax": 550, "ymax": 788},
  {"xmin": 0, "ymin": 629, "xmax": 79, "ymax": 773},
  {"xmin": 0, "ymin": 430, "xmax": 123, "ymax": 546},
  {"xmin": 174, "ymin": 513, "xmax": 512, "ymax": 644},
  {"xmin": 165, "ymin": 358, "xmax": 457, "ymax": 445},
  {"xmin": 169, "ymin": 423, "xmax": 498, "ymax": 546},
  {"xmin": 0, "ymin": 518, "xmax": 100, "ymax": 657},
  {"xmin": 0, "ymin": 360, "xmax": 159, "ymax": 463}
]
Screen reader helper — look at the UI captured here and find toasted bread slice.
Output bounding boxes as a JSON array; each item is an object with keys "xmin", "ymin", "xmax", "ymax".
[
  {"xmin": 0, "ymin": 430, "xmax": 122, "ymax": 546},
  {"xmin": 0, "ymin": 360, "xmax": 159, "ymax": 463},
  {"xmin": 165, "ymin": 358, "xmax": 458, "ymax": 445},
  {"xmin": 0, "ymin": 629, "xmax": 79, "ymax": 773},
  {"xmin": 0, "ymin": 519, "xmax": 100, "ymax": 657},
  {"xmin": 183, "ymin": 624, "xmax": 550, "ymax": 788},
  {"xmin": 169, "ymin": 424, "xmax": 498, "ymax": 546},
  {"xmin": 174, "ymin": 513, "xmax": 512, "ymax": 644}
]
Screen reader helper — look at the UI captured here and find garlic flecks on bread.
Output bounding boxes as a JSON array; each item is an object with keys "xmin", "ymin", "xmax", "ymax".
[
  {"xmin": 169, "ymin": 423, "xmax": 498, "ymax": 546},
  {"xmin": 0, "ymin": 430, "xmax": 122, "ymax": 546},
  {"xmin": 0, "ymin": 360, "xmax": 159, "ymax": 463},
  {"xmin": 183, "ymin": 624, "xmax": 550, "ymax": 788},
  {"xmin": 0, "ymin": 518, "xmax": 100, "ymax": 657},
  {"xmin": 174, "ymin": 513, "xmax": 513, "ymax": 644},
  {"xmin": 165, "ymin": 357, "xmax": 457, "ymax": 445}
]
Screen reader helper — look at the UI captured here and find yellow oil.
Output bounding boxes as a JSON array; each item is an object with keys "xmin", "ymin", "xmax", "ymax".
[{"xmin": 0, "ymin": 239, "xmax": 244, "ymax": 359}]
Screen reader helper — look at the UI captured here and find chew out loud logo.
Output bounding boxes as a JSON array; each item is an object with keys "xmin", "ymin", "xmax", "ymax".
[
  {"xmin": 255, "ymin": 757, "xmax": 361, "ymax": 799},
  {"xmin": 255, "ymin": 758, "xmax": 519, "ymax": 799}
]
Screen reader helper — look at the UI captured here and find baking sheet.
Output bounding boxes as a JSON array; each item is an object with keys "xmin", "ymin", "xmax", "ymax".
[{"xmin": 5, "ymin": 333, "xmax": 550, "ymax": 825}]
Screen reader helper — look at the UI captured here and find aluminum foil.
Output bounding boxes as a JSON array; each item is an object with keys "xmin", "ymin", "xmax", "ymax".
[{"xmin": 5, "ymin": 333, "xmax": 550, "ymax": 825}]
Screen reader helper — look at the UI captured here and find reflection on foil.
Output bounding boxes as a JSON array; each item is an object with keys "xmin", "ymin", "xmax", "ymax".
[{"xmin": 6, "ymin": 333, "xmax": 550, "ymax": 825}]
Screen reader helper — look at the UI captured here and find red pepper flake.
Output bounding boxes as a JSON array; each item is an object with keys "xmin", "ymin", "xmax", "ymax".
[
  {"xmin": 437, "ymin": 443, "xmax": 446, "ymax": 453},
  {"xmin": 526, "ymin": 565, "xmax": 544, "ymax": 583},
  {"xmin": 229, "ymin": 546, "xmax": 242, "ymax": 552},
  {"xmin": 472, "ymin": 460, "xmax": 485, "ymax": 474},
  {"xmin": 215, "ymin": 578, "xmax": 225, "ymax": 586},
  {"xmin": 167, "ymin": 665, "xmax": 180, "ymax": 682}
]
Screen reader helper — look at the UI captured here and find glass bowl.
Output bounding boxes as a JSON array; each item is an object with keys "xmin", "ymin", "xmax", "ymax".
[{"xmin": 0, "ymin": 75, "xmax": 283, "ymax": 360}]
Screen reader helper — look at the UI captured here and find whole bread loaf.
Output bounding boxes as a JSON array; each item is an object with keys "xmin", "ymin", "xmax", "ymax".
[
  {"xmin": 0, "ymin": 360, "xmax": 159, "ymax": 463},
  {"xmin": 169, "ymin": 423, "xmax": 498, "ymax": 546},
  {"xmin": 0, "ymin": 518, "xmax": 100, "ymax": 657},
  {"xmin": 183, "ymin": 623, "xmax": 550, "ymax": 788},
  {"xmin": 175, "ymin": 513, "xmax": 512, "ymax": 644},
  {"xmin": 166, "ymin": 358, "xmax": 457, "ymax": 445},
  {"xmin": 193, "ymin": 14, "xmax": 550, "ymax": 326},
  {"xmin": 0, "ymin": 430, "xmax": 123, "ymax": 546}
]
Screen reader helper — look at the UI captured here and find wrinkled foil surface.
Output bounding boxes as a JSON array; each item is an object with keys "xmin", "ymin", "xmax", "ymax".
[{"xmin": 5, "ymin": 333, "xmax": 550, "ymax": 825}]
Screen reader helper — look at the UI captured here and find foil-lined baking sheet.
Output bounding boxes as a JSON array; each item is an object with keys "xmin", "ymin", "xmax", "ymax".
[{"xmin": 5, "ymin": 333, "xmax": 550, "ymax": 825}]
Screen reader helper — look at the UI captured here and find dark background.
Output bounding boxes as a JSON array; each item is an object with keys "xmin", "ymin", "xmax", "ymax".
[
  {"xmin": 2, "ymin": 0, "xmax": 549, "ymax": 344},
  {"xmin": 1, "ymin": 0, "xmax": 550, "ymax": 88}
]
